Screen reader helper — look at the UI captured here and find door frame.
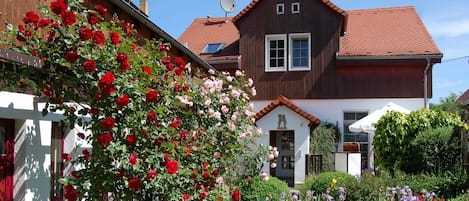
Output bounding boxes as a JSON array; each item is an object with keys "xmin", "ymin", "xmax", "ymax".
[
  {"xmin": 0, "ymin": 118, "xmax": 15, "ymax": 201},
  {"xmin": 269, "ymin": 130, "xmax": 295, "ymax": 186}
]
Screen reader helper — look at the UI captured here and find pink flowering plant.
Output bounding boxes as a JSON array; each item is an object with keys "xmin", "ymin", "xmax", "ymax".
[{"xmin": 0, "ymin": 0, "xmax": 270, "ymax": 200}]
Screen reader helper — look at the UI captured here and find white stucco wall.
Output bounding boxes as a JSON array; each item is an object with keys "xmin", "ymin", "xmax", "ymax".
[
  {"xmin": 1, "ymin": 91, "xmax": 82, "ymax": 201},
  {"xmin": 256, "ymin": 105, "xmax": 310, "ymax": 184}
]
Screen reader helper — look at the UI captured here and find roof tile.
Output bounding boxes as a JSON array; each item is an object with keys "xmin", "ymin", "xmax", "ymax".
[{"xmin": 255, "ymin": 96, "xmax": 321, "ymax": 125}]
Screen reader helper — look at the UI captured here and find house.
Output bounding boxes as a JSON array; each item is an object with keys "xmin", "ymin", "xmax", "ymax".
[
  {"xmin": 179, "ymin": 0, "xmax": 442, "ymax": 185},
  {"xmin": 0, "ymin": 0, "xmax": 212, "ymax": 200}
]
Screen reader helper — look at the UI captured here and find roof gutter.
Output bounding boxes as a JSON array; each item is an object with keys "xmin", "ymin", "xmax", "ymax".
[
  {"xmin": 206, "ymin": 59, "xmax": 239, "ymax": 65},
  {"xmin": 110, "ymin": 0, "xmax": 215, "ymax": 71},
  {"xmin": 337, "ymin": 54, "xmax": 443, "ymax": 61}
]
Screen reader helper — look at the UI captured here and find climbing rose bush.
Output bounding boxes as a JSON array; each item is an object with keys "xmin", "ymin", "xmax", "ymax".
[{"xmin": 1, "ymin": 0, "xmax": 268, "ymax": 200}]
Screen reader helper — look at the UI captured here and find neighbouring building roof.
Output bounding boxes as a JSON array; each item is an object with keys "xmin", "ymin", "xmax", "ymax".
[
  {"xmin": 457, "ymin": 89, "xmax": 469, "ymax": 102},
  {"xmin": 255, "ymin": 96, "xmax": 321, "ymax": 125},
  {"xmin": 338, "ymin": 6, "xmax": 442, "ymax": 58},
  {"xmin": 232, "ymin": 0, "xmax": 347, "ymax": 22},
  {"xmin": 178, "ymin": 17, "xmax": 240, "ymax": 63}
]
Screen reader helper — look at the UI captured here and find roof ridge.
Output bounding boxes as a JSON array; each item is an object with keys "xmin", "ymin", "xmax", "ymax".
[{"xmin": 346, "ymin": 6, "xmax": 415, "ymax": 13}]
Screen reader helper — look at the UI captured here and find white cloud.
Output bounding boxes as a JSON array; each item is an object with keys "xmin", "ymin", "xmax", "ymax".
[{"xmin": 428, "ymin": 18, "xmax": 469, "ymax": 37}]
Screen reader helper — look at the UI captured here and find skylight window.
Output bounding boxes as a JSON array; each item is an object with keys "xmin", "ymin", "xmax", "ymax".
[{"xmin": 202, "ymin": 43, "xmax": 224, "ymax": 54}]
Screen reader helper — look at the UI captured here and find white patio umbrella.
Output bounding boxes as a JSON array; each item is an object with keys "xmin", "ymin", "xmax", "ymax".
[
  {"xmin": 348, "ymin": 102, "xmax": 410, "ymax": 133},
  {"xmin": 348, "ymin": 102, "xmax": 410, "ymax": 170}
]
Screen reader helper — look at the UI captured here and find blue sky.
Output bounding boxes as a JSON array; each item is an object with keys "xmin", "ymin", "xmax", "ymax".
[{"xmin": 133, "ymin": 0, "xmax": 469, "ymax": 103}]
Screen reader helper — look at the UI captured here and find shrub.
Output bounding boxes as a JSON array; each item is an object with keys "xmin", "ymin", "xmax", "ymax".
[
  {"xmin": 411, "ymin": 126, "xmax": 461, "ymax": 173},
  {"xmin": 300, "ymin": 171, "xmax": 357, "ymax": 199},
  {"xmin": 452, "ymin": 191, "xmax": 469, "ymax": 201},
  {"xmin": 240, "ymin": 176, "xmax": 290, "ymax": 200},
  {"xmin": 310, "ymin": 124, "xmax": 339, "ymax": 171},
  {"xmin": 403, "ymin": 169, "xmax": 469, "ymax": 199}
]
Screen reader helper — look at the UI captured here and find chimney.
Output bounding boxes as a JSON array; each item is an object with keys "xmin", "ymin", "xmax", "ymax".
[{"xmin": 139, "ymin": 0, "xmax": 148, "ymax": 15}]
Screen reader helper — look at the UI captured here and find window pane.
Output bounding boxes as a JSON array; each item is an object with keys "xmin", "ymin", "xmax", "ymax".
[
  {"xmin": 278, "ymin": 40, "xmax": 284, "ymax": 48},
  {"xmin": 205, "ymin": 43, "xmax": 223, "ymax": 53},
  {"xmin": 270, "ymin": 59, "xmax": 277, "ymax": 67},
  {"xmin": 0, "ymin": 127, "xmax": 5, "ymax": 154},
  {"xmin": 270, "ymin": 50, "xmax": 277, "ymax": 57},
  {"xmin": 278, "ymin": 59, "xmax": 284, "ymax": 67},
  {"xmin": 278, "ymin": 50, "xmax": 284, "ymax": 57},
  {"xmin": 270, "ymin": 40, "xmax": 277, "ymax": 48},
  {"xmin": 300, "ymin": 58, "xmax": 308, "ymax": 66}
]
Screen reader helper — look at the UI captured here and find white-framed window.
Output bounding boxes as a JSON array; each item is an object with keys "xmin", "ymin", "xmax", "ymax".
[
  {"xmin": 288, "ymin": 33, "xmax": 311, "ymax": 71},
  {"xmin": 276, "ymin": 3, "xmax": 285, "ymax": 14},
  {"xmin": 202, "ymin": 43, "xmax": 224, "ymax": 54},
  {"xmin": 265, "ymin": 34, "xmax": 287, "ymax": 72},
  {"xmin": 292, "ymin": 2, "xmax": 300, "ymax": 14}
]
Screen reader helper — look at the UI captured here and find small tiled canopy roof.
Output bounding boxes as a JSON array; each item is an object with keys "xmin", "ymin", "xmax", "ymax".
[
  {"xmin": 255, "ymin": 96, "xmax": 321, "ymax": 126},
  {"xmin": 338, "ymin": 6, "xmax": 442, "ymax": 57},
  {"xmin": 457, "ymin": 89, "xmax": 469, "ymax": 102}
]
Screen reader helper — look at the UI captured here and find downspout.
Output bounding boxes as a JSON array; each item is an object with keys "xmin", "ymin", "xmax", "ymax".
[{"xmin": 424, "ymin": 57, "xmax": 431, "ymax": 109}]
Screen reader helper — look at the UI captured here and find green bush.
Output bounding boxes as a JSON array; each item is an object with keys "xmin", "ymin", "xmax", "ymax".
[
  {"xmin": 310, "ymin": 124, "xmax": 339, "ymax": 171},
  {"xmin": 452, "ymin": 192, "xmax": 469, "ymax": 201},
  {"xmin": 403, "ymin": 170, "xmax": 469, "ymax": 199},
  {"xmin": 411, "ymin": 127, "xmax": 460, "ymax": 173},
  {"xmin": 240, "ymin": 176, "xmax": 290, "ymax": 200},
  {"xmin": 300, "ymin": 171, "xmax": 357, "ymax": 199}
]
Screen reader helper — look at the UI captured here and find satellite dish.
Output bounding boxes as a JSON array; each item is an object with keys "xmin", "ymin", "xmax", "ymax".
[{"xmin": 220, "ymin": 0, "xmax": 236, "ymax": 14}]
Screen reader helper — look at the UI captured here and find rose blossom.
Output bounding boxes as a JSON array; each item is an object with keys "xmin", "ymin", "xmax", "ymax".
[
  {"xmin": 61, "ymin": 11, "xmax": 76, "ymax": 26},
  {"xmin": 92, "ymin": 30, "xmax": 105, "ymax": 45},
  {"xmin": 183, "ymin": 194, "xmax": 190, "ymax": 201},
  {"xmin": 128, "ymin": 178, "xmax": 141, "ymax": 191},
  {"xmin": 270, "ymin": 162, "xmax": 277, "ymax": 168},
  {"xmin": 169, "ymin": 118, "xmax": 181, "ymax": 129},
  {"xmin": 120, "ymin": 58, "xmax": 130, "ymax": 72},
  {"xmin": 145, "ymin": 89, "xmax": 158, "ymax": 103},
  {"xmin": 79, "ymin": 26, "xmax": 92, "ymax": 40},
  {"xmin": 129, "ymin": 152, "xmax": 138, "ymax": 165},
  {"xmin": 146, "ymin": 169, "xmax": 157, "ymax": 179},
  {"xmin": 166, "ymin": 159, "xmax": 178, "ymax": 174},
  {"xmin": 64, "ymin": 50, "xmax": 79, "ymax": 63},
  {"xmin": 94, "ymin": 4, "xmax": 107, "ymax": 16},
  {"xmin": 82, "ymin": 149, "xmax": 90, "ymax": 161},
  {"xmin": 23, "ymin": 11, "xmax": 39, "ymax": 24},
  {"xmin": 232, "ymin": 190, "xmax": 241, "ymax": 201},
  {"xmin": 213, "ymin": 152, "xmax": 221, "ymax": 159},
  {"xmin": 142, "ymin": 66, "xmax": 151, "ymax": 76},
  {"xmin": 216, "ymin": 177, "xmax": 224, "ymax": 184},
  {"xmin": 97, "ymin": 133, "xmax": 112, "ymax": 147},
  {"xmin": 50, "ymin": 0, "xmax": 67, "ymax": 15},
  {"xmin": 101, "ymin": 117, "xmax": 115, "ymax": 129},
  {"xmin": 126, "ymin": 134, "xmax": 137, "ymax": 145},
  {"xmin": 116, "ymin": 94, "xmax": 130, "ymax": 107},
  {"xmin": 109, "ymin": 31, "xmax": 120, "ymax": 45},
  {"xmin": 221, "ymin": 105, "xmax": 229, "ymax": 114},
  {"xmin": 83, "ymin": 59, "xmax": 96, "ymax": 72},
  {"xmin": 87, "ymin": 13, "xmax": 99, "ymax": 25},
  {"xmin": 42, "ymin": 85, "xmax": 54, "ymax": 97},
  {"xmin": 147, "ymin": 111, "xmax": 156, "ymax": 122}
]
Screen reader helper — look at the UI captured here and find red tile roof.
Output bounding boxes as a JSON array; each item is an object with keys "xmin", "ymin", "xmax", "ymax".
[
  {"xmin": 255, "ymin": 96, "xmax": 321, "ymax": 125},
  {"xmin": 232, "ymin": 0, "xmax": 347, "ymax": 23},
  {"xmin": 338, "ymin": 6, "xmax": 442, "ymax": 57},
  {"xmin": 178, "ymin": 17, "xmax": 240, "ymax": 62},
  {"xmin": 457, "ymin": 89, "xmax": 469, "ymax": 102}
]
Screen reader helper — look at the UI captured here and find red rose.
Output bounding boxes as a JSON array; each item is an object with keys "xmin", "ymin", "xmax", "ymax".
[
  {"xmin": 89, "ymin": 108, "xmax": 99, "ymax": 116},
  {"xmin": 175, "ymin": 57, "xmax": 185, "ymax": 67},
  {"xmin": 180, "ymin": 130, "xmax": 188, "ymax": 140},
  {"xmin": 120, "ymin": 58, "xmax": 130, "ymax": 72},
  {"xmin": 50, "ymin": 0, "xmax": 67, "ymax": 15},
  {"xmin": 147, "ymin": 111, "xmax": 156, "ymax": 122},
  {"xmin": 36, "ymin": 18, "xmax": 51, "ymax": 29},
  {"xmin": 94, "ymin": 4, "xmax": 107, "ymax": 16},
  {"xmin": 64, "ymin": 50, "xmax": 79, "ymax": 63},
  {"xmin": 23, "ymin": 11, "xmax": 39, "ymax": 24},
  {"xmin": 98, "ymin": 71, "xmax": 115, "ymax": 88},
  {"xmin": 142, "ymin": 66, "xmax": 151, "ymax": 76},
  {"xmin": 203, "ymin": 171, "xmax": 210, "ymax": 180},
  {"xmin": 61, "ymin": 11, "xmax": 76, "ymax": 26},
  {"xmin": 64, "ymin": 185, "xmax": 80, "ymax": 201},
  {"xmin": 174, "ymin": 84, "xmax": 181, "ymax": 92},
  {"xmin": 200, "ymin": 191, "xmax": 208, "ymax": 200},
  {"xmin": 166, "ymin": 160, "xmax": 179, "ymax": 174},
  {"xmin": 128, "ymin": 178, "xmax": 141, "ymax": 191},
  {"xmin": 87, "ymin": 13, "xmax": 99, "ymax": 25},
  {"xmin": 232, "ymin": 190, "xmax": 240, "ymax": 201},
  {"xmin": 79, "ymin": 26, "xmax": 92, "ymax": 40},
  {"xmin": 183, "ymin": 194, "xmax": 190, "ymax": 201},
  {"xmin": 97, "ymin": 133, "xmax": 113, "ymax": 147},
  {"xmin": 129, "ymin": 152, "xmax": 138, "ymax": 165},
  {"xmin": 146, "ymin": 89, "xmax": 158, "ymax": 103},
  {"xmin": 62, "ymin": 153, "xmax": 72, "ymax": 161},
  {"xmin": 122, "ymin": 22, "xmax": 133, "ymax": 36},
  {"xmin": 42, "ymin": 85, "xmax": 54, "ymax": 97},
  {"xmin": 169, "ymin": 118, "xmax": 181, "ymax": 129},
  {"xmin": 116, "ymin": 94, "xmax": 130, "ymax": 107},
  {"xmin": 103, "ymin": 85, "xmax": 115, "ymax": 95},
  {"xmin": 213, "ymin": 168, "xmax": 219, "ymax": 177},
  {"xmin": 116, "ymin": 52, "xmax": 127, "ymax": 63},
  {"xmin": 101, "ymin": 117, "xmax": 115, "ymax": 129},
  {"xmin": 82, "ymin": 149, "xmax": 90, "ymax": 161},
  {"xmin": 175, "ymin": 67, "xmax": 183, "ymax": 76},
  {"xmin": 126, "ymin": 134, "xmax": 137, "ymax": 145},
  {"xmin": 109, "ymin": 31, "xmax": 120, "ymax": 45},
  {"xmin": 92, "ymin": 30, "xmax": 105, "ymax": 45},
  {"xmin": 51, "ymin": 22, "xmax": 59, "ymax": 28},
  {"xmin": 146, "ymin": 169, "xmax": 157, "ymax": 179},
  {"xmin": 183, "ymin": 85, "xmax": 190, "ymax": 92},
  {"xmin": 83, "ymin": 59, "xmax": 96, "ymax": 72}
]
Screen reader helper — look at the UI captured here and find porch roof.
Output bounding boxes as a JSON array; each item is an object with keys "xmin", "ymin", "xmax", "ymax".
[{"xmin": 255, "ymin": 96, "xmax": 321, "ymax": 125}]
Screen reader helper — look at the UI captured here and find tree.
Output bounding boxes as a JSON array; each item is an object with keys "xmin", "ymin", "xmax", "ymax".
[{"xmin": 0, "ymin": 0, "xmax": 271, "ymax": 200}]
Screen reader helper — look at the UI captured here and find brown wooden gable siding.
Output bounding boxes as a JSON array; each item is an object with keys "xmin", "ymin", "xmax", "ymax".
[{"xmin": 235, "ymin": 0, "xmax": 343, "ymax": 100}]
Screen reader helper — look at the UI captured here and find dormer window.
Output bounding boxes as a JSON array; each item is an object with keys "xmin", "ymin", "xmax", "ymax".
[
  {"xmin": 202, "ymin": 43, "xmax": 224, "ymax": 54},
  {"xmin": 292, "ymin": 2, "xmax": 300, "ymax": 14},
  {"xmin": 276, "ymin": 3, "xmax": 285, "ymax": 14}
]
